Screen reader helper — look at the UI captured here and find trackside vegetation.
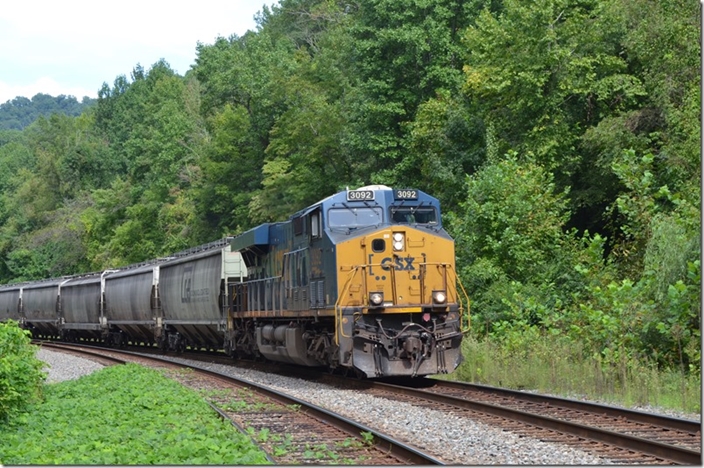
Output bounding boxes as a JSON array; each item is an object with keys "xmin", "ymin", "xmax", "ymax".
[
  {"xmin": 0, "ymin": 363, "xmax": 269, "ymax": 465},
  {"xmin": 453, "ymin": 334, "xmax": 701, "ymax": 413},
  {"xmin": 0, "ymin": 321, "xmax": 45, "ymax": 422}
]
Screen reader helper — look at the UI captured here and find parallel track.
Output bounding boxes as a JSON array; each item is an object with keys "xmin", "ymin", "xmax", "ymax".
[
  {"xmin": 37, "ymin": 342, "xmax": 443, "ymax": 465},
  {"xmin": 338, "ymin": 377, "xmax": 701, "ymax": 465}
]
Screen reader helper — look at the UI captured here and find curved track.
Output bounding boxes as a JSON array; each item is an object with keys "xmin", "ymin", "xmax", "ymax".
[
  {"xmin": 37, "ymin": 342, "xmax": 443, "ymax": 465},
  {"xmin": 339, "ymin": 377, "xmax": 701, "ymax": 465},
  {"xmin": 36, "ymin": 340, "xmax": 701, "ymax": 464}
]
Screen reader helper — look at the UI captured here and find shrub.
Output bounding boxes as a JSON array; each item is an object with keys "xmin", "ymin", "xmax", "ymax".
[{"xmin": 0, "ymin": 320, "xmax": 46, "ymax": 421}]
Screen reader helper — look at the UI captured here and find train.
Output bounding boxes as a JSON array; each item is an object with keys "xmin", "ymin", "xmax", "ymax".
[{"xmin": 0, "ymin": 185, "xmax": 469, "ymax": 378}]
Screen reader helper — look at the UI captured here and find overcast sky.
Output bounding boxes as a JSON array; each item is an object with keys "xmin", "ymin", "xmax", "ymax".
[{"xmin": 0, "ymin": 1, "xmax": 277, "ymax": 104}]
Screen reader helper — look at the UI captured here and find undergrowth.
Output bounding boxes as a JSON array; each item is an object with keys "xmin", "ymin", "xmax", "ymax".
[
  {"xmin": 0, "ymin": 321, "xmax": 46, "ymax": 422},
  {"xmin": 450, "ymin": 335, "xmax": 701, "ymax": 414},
  {"xmin": 0, "ymin": 363, "xmax": 269, "ymax": 465}
]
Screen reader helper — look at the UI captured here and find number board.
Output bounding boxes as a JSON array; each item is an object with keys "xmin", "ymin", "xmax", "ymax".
[
  {"xmin": 394, "ymin": 189, "xmax": 418, "ymax": 200},
  {"xmin": 347, "ymin": 190, "xmax": 374, "ymax": 201}
]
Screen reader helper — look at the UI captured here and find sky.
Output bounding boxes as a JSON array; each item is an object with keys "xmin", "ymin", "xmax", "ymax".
[{"xmin": 0, "ymin": 1, "xmax": 278, "ymax": 104}]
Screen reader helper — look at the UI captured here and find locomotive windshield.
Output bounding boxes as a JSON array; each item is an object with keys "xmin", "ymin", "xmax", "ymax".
[
  {"xmin": 328, "ymin": 207, "xmax": 383, "ymax": 229},
  {"xmin": 390, "ymin": 206, "xmax": 438, "ymax": 225}
]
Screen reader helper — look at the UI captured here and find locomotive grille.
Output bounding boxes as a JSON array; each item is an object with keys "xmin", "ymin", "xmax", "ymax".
[{"xmin": 308, "ymin": 280, "xmax": 326, "ymax": 308}]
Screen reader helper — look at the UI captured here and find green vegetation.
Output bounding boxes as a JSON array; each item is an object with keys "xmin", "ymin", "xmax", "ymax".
[
  {"xmin": 0, "ymin": 321, "xmax": 46, "ymax": 421},
  {"xmin": 0, "ymin": 93, "xmax": 95, "ymax": 130},
  {"xmin": 0, "ymin": 363, "xmax": 269, "ymax": 465},
  {"xmin": 0, "ymin": 0, "xmax": 699, "ymax": 410},
  {"xmin": 454, "ymin": 335, "xmax": 701, "ymax": 414}
]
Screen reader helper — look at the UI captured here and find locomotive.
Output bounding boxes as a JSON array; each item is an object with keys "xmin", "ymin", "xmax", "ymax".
[{"xmin": 0, "ymin": 185, "xmax": 469, "ymax": 378}]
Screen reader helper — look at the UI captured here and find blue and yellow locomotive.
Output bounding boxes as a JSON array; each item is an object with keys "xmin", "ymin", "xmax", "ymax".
[
  {"xmin": 225, "ymin": 185, "xmax": 470, "ymax": 377},
  {"xmin": 0, "ymin": 185, "xmax": 469, "ymax": 378}
]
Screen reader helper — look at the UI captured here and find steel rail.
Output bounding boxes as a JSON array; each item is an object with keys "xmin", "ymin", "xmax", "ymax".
[
  {"xmin": 430, "ymin": 379, "xmax": 701, "ymax": 433},
  {"xmin": 37, "ymin": 341, "xmax": 127, "ymax": 365},
  {"xmin": 374, "ymin": 380, "xmax": 701, "ymax": 465}
]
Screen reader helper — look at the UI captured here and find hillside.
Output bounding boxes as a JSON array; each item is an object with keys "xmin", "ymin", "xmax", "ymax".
[{"xmin": 0, "ymin": 93, "xmax": 96, "ymax": 130}]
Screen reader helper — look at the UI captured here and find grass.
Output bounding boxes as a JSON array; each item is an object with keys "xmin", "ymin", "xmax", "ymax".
[
  {"xmin": 448, "ymin": 335, "xmax": 701, "ymax": 414},
  {"xmin": 0, "ymin": 363, "xmax": 270, "ymax": 465}
]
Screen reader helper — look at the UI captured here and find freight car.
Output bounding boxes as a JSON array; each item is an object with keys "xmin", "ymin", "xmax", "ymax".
[{"xmin": 0, "ymin": 185, "xmax": 469, "ymax": 378}]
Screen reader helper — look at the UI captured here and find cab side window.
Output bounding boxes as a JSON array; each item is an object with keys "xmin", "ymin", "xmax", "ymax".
[{"xmin": 311, "ymin": 210, "xmax": 321, "ymax": 238}]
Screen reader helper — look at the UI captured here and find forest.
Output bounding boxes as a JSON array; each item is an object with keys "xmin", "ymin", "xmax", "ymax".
[
  {"xmin": 0, "ymin": 94, "xmax": 95, "ymax": 130},
  {"xmin": 0, "ymin": 0, "xmax": 699, "ymax": 386}
]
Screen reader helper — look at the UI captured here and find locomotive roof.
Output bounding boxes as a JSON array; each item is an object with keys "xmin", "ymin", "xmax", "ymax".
[
  {"xmin": 293, "ymin": 185, "xmax": 440, "ymax": 217},
  {"xmin": 230, "ymin": 186, "xmax": 445, "ymax": 253}
]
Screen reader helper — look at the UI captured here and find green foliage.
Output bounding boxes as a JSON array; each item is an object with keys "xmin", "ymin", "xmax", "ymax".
[
  {"xmin": 571, "ymin": 278, "xmax": 654, "ymax": 364},
  {"xmin": 0, "ymin": 94, "xmax": 95, "ymax": 131},
  {"xmin": 0, "ymin": 321, "xmax": 46, "ymax": 422},
  {"xmin": 453, "ymin": 153, "xmax": 587, "ymax": 328},
  {"xmin": 645, "ymin": 260, "xmax": 700, "ymax": 373},
  {"xmin": 462, "ymin": 0, "xmax": 637, "ymax": 175},
  {"xmin": 453, "ymin": 334, "xmax": 700, "ymax": 413},
  {"xmin": 457, "ymin": 153, "xmax": 571, "ymax": 279},
  {"xmin": 347, "ymin": 0, "xmax": 475, "ymax": 183},
  {"xmin": 253, "ymin": 70, "xmax": 351, "ymax": 222},
  {"xmin": 0, "ymin": 363, "xmax": 269, "ymax": 465},
  {"xmin": 404, "ymin": 90, "xmax": 485, "ymax": 211},
  {"xmin": 194, "ymin": 104, "xmax": 260, "ymax": 236},
  {"xmin": 80, "ymin": 60, "xmax": 207, "ymax": 267}
]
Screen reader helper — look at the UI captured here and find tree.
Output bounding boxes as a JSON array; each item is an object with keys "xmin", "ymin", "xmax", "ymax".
[
  {"xmin": 0, "ymin": 94, "xmax": 95, "ymax": 131},
  {"xmin": 85, "ymin": 60, "xmax": 207, "ymax": 265},
  {"xmin": 347, "ymin": 0, "xmax": 474, "ymax": 184}
]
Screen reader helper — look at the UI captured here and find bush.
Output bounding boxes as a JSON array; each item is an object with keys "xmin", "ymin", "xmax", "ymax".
[{"xmin": 0, "ymin": 320, "xmax": 46, "ymax": 421}]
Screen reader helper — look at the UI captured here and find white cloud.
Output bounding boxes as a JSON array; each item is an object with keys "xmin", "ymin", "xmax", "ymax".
[{"xmin": 0, "ymin": 0, "xmax": 275, "ymax": 103}]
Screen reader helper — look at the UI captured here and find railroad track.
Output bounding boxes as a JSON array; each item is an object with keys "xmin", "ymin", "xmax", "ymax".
[
  {"xmin": 37, "ymin": 342, "xmax": 442, "ymax": 465},
  {"xmin": 331, "ymin": 376, "xmax": 701, "ymax": 465},
  {"xmin": 37, "ymin": 340, "xmax": 701, "ymax": 464},
  {"xmin": 135, "ymin": 347, "xmax": 702, "ymax": 464}
]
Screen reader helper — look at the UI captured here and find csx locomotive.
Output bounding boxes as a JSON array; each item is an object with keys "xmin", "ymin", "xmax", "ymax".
[{"xmin": 0, "ymin": 185, "xmax": 469, "ymax": 377}]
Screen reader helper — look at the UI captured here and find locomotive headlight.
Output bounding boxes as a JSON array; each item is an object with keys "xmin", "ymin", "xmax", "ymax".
[
  {"xmin": 432, "ymin": 290, "xmax": 447, "ymax": 305},
  {"xmin": 392, "ymin": 232, "xmax": 404, "ymax": 251},
  {"xmin": 369, "ymin": 292, "xmax": 384, "ymax": 306}
]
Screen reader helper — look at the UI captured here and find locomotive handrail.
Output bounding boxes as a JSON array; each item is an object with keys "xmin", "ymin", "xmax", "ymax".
[
  {"xmin": 334, "ymin": 266, "xmax": 362, "ymax": 344},
  {"xmin": 445, "ymin": 265, "xmax": 471, "ymax": 333}
]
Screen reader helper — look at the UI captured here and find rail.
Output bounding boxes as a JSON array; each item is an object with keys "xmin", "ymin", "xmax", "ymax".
[{"xmin": 367, "ymin": 378, "xmax": 702, "ymax": 465}]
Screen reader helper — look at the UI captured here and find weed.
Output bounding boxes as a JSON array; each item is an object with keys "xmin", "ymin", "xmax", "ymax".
[
  {"xmin": 360, "ymin": 431, "xmax": 375, "ymax": 446},
  {"xmin": 0, "ymin": 364, "xmax": 269, "ymax": 465},
  {"xmin": 452, "ymin": 335, "xmax": 701, "ymax": 413}
]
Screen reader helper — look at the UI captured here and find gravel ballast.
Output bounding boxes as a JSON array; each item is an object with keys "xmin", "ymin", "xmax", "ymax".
[
  {"xmin": 37, "ymin": 347, "xmax": 106, "ymax": 383},
  {"xmin": 37, "ymin": 348, "xmax": 700, "ymax": 465}
]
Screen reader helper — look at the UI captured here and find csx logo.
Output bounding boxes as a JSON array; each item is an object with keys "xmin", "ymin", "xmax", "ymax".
[{"xmin": 380, "ymin": 256, "xmax": 415, "ymax": 271}]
